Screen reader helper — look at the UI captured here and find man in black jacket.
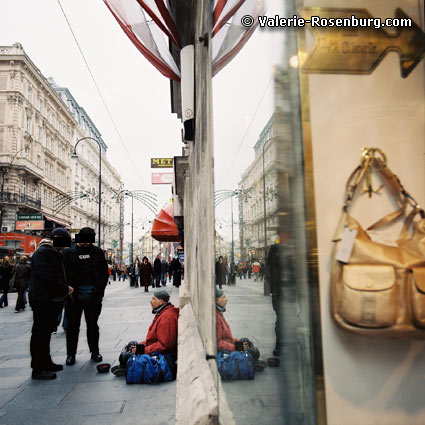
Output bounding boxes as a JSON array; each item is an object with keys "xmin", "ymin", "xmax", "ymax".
[
  {"xmin": 153, "ymin": 254, "xmax": 162, "ymax": 288},
  {"xmin": 29, "ymin": 228, "xmax": 74, "ymax": 380},
  {"xmin": 63, "ymin": 227, "xmax": 108, "ymax": 366}
]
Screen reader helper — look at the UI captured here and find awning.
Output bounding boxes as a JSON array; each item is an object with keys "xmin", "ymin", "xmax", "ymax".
[
  {"xmin": 151, "ymin": 203, "xmax": 182, "ymax": 242},
  {"xmin": 44, "ymin": 214, "xmax": 71, "ymax": 228}
]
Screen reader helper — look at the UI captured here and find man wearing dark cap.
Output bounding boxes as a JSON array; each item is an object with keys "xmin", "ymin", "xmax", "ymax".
[
  {"xmin": 63, "ymin": 227, "xmax": 109, "ymax": 366},
  {"xmin": 112, "ymin": 289, "xmax": 179, "ymax": 376},
  {"xmin": 29, "ymin": 228, "xmax": 74, "ymax": 380}
]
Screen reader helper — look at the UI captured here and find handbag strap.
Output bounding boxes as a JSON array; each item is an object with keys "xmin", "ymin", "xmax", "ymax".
[{"xmin": 337, "ymin": 149, "xmax": 423, "ymax": 242}]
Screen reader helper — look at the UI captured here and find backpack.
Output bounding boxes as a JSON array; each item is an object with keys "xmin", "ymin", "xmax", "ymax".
[
  {"xmin": 217, "ymin": 350, "xmax": 255, "ymax": 381},
  {"xmin": 126, "ymin": 352, "xmax": 173, "ymax": 384}
]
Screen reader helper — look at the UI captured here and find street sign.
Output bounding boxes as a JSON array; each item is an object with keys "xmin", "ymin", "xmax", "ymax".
[
  {"xmin": 301, "ymin": 8, "xmax": 425, "ymax": 78},
  {"xmin": 151, "ymin": 158, "xmax": 174, "ymax": 168},
  {"xmin": 16, "ymin": 220, "xmax": 44, "ymax": 230},
  {"xmin": 113, "ymin": 240, "xmax": 118, "ymax": 248},
  {"xmin": 17, "ymin": 213, "xmax": 43, "ymax": 221}
]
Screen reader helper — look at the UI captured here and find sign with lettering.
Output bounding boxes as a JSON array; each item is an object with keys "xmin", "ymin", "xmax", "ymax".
[
  {"xmin": 16, "ymin": 220, "xmax": 44, "ymax": 230},
  {"xmin": 152, "ymin": 172, "xmax": 174, "ymax": 184},
  {"xmin": 17, "ymin": 213, "xmax": 43, "ymax": 221},
  {"xmin": 301, "ymin": 8, "xmax": 425, "ymax": 78},
  {"xmin": 151, "ymin": 158, "xmax": 174, "ymax": 168}
]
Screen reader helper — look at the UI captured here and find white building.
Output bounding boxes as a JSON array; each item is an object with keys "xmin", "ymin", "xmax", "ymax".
[
  {"xmin": 0, "ymin": 43, "xmax": 122, "ymax": 256},
  {"xmin": 238, "ymin": 115, "xmax": 280, "ymax": 260},
  {"xmin": 49, "ymin": 79, "xmax": 122, "ymax": 256}
]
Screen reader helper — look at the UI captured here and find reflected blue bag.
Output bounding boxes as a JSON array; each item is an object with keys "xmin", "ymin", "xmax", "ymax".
[
  {"xmin": 217, "ymin": 350, "xmax": 255, "ymax": 381},
  {"xmin": 126, "ymin": 352, "xmax": 173, "ymax": 384}
]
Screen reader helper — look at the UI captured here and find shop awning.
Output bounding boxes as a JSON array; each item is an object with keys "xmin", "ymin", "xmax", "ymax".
[
  {"xmin": 44, "ymin": 214, "xmax": 71, "ymax": 228},
  {"xmin": 151, "ymin": 203, "xmax": 182, "ymax": 242}
]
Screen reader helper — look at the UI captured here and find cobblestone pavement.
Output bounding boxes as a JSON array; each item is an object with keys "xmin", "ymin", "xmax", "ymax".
[{"xmin": 0, "ymin": 280, "xmax": 178, "ymax": 425}]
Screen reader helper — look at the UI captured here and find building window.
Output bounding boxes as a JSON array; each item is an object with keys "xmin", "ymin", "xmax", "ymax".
[
  {"xmin": 45, "ymin": 133, "xmax": 49, "ymax": 149},
  {"xmin": 52, "ymin": 112, "xmax": 55, "ymax": 127},
  {"xmin": 24, "ymin": 146, "xmax": 30, "ymax": 159},
  {"xmin": 37, "ymin": 126, "xmax": 41, "ymax": 141},
  {"xmin": 37, "ymin": 155, "xmax": 41, "ymax": 167},
  {"xmin": 39, "ymin": 99, "xmax": 43, "ymax": 113},
  {"xmin": 47, "ymin": 107, "xmax": 50, "ymax": 122},
  {"xmin": 27, "ymin": 86, "xmax": 32, "ymax": 102},
  {"xmin": 26, "ymin": 116, "xmax": 31, "ymax": 133}
]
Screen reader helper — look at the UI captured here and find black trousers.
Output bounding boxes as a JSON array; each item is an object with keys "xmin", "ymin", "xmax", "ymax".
[
  {"xmin": 30, "ymin": 301, "xmax": 63, "ymax": 371},
  {"xmin": 65, "ymin": 297, "xmax": 102, "ymax": 355},
  {"xmin": 15, "ymin": 288, "xmax": 26, "ymax": 311}
]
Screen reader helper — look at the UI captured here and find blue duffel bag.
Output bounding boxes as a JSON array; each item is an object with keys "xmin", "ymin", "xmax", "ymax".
[
  {"xmin": 126, "ymin": 352, "xmax": 173, "ymax": 384},
  {"xmin": 217, "ymin": 350, "xmax": 255, "ymax": 381}
]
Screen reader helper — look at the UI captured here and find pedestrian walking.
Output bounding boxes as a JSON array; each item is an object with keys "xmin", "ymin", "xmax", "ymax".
[
  {"xmin": 134, "ymin": 258, "xmax": 140, "ymax": 287},
  {"xmin": 153, "ymin": 254, "xmax": 161, "ymax": 288},
  {"xmin": 252, "ymin": 260, "xmax": 260, "ymax": 281},
  {"xmin": 28, "ymin": 228, "xmax": 74, "ymax": 380},
  {"xmin": 63, "ymin": 227, "xmax": 109, "ymax": 366},
  {"xmin": 171, "ymin": 257, "xmax": 183, "ymax": 287},
  {"xmin": 14, "ymin": 256, "xmax": 31, "ymax": 312},
  {"xmin": 139, "ymin": 256, "xmax": 152, "ymax": 292},
  {"xmin": 0, "ymin": 257, "xmax": 14, "ymax": 308},
  {"xmin": 161, "ymin": 258, "xmax": 168, "ymax": 286},
  {"xmin": 215, "ymin": 256, "xmax": 228, "ymax": 289}
]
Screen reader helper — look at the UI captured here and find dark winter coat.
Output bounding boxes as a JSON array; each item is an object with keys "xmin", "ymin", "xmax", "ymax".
[
  {"xmin": 14, "ymin": 263, "xmax": 31, "ymax": 290},
  {"xmin": 29, "ymin": 242, "xmax": 69, "ymax": 305},
  {"xmin": 160, "ymin": 260, "xmax": 169, "ymax": 273},
  {"xmin": 215, "ymin": 260, "xmax": 228, "ymax": 287},
  {"xmin": 141, "ymin": 303, "xmax": 179, "ymax": 356},
  {"xmin": 0, "ymin": 264, "xmax": 13, "ymax": 291},
  {"xmin": 63, "ymin": 244, "xmax": 109, "ymax": 298},
  {"xmin": 153, "ymin": 258, "xmax": 161, "ymax": 274},
  {"xmin": 138, "ymin": 261, "xmax": 152, "ymax": 287}
]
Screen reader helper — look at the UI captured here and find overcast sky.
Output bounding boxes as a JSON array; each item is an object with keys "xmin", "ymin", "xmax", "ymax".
[{"xmin": 3, "ymin": 0, "xmax": 284, "ymax": 244}]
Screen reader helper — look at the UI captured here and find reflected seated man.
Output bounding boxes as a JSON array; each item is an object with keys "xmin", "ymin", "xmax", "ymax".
[
  {"xmin": 112, "ymin": 290, "xmax": 179, "ymax": 376},
  {"xmin": 216, "ymin": 288, "xmax": 263, "ymax": 369}
]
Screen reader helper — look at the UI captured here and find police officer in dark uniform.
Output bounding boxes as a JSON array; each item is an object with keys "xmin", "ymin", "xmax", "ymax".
[
  {"xmin": 29, "ymin": 228, "xmax": 74, "ymax": 379},
  {"xmin": 63, "ymin": 227, "xmax": 108, "ymax": 366}
]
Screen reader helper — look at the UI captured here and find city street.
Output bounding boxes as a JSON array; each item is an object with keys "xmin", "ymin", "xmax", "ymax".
[{"xmin": 0, "ymin": 279, "xmax": 178, "ymax": 425}]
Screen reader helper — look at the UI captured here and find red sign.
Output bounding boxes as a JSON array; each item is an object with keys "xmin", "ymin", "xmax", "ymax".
[
  {"xmin": 151, "ymin": 172, "xmax": 173, "ymax": 185},
  {"xmin": 16, "ymin": 220, "xmax": 44, "ymax": 230},
  {"xmin": 24, "ymin": 235, "xmax": 41, "ymax": 254}
]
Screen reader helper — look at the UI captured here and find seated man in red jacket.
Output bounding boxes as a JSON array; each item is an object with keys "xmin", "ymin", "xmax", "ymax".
[
  {"xmin": 216, "ymin": 288, "xmax": 263, "ymax": 369},
  {"xmin": 112, "ymin": 290, "xmax": 179, "ymax": 376}
]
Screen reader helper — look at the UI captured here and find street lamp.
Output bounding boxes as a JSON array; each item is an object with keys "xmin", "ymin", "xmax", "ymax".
[
  {"xmin": 262, "ymin": 137, "xmax": 274, "ymax": 262},
  {"xmin": 112, "ymin": 190, "xmax": 157, "ymax": 265},
  {"xmin": 72, "ymin": 137, "xmax": 102, "ymax": 247}
]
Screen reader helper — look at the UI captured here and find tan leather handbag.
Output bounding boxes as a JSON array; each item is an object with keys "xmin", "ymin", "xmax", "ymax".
[{"xmin": 331, "ymin": 148, "xmax": 425, "ymax": 337}]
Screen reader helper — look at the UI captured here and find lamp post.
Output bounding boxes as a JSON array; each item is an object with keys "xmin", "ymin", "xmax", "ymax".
[
  {"xmin": 72, "ymin": 137, "xmax": 102, "ymax": 247},
  {"xmin": 262, "ymin": 138, "xmax": 274, "ymax": 262}
]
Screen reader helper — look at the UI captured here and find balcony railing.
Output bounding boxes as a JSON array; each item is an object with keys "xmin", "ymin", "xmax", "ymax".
[{"xmin": 0, "ymin": 192, "xmax": 41, "ymax": 209}]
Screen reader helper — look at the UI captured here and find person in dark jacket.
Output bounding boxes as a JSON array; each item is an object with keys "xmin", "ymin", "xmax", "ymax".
[
  {"xmin": 160, "ymin": 258, "xmax": 169, "ymax": 286},
  {"xmin": 215, "ymin": 256, "xmax": 228, "ymax": 289},
  {"xmin": 29, "ymin": 228, "xmax": 74, "ymax": 380},
  {"xmin": 0, "ymin": 257, "xmax": 14, "ymax": 308},
  {"xmin": 139, "ymin": 256, "xmax": 152, "ymax": 292},
  {"xmin": 111, "ymin": 289, "xmax": 179, "ymax": 376},
  {"xmin": 170, "ymin": 257, "xmax": 182, "ymax": 287},
  {"xmin": 14, "ymin": 256, "xmax": 31, "ymax": 312},
  {"xmin": 63, "ymin": 227, "xmax": 108, "ymax": 366},
  {"xmin": 153, "ymin": 254, "xmax": 162, "ymax": 288},
  {"xmin": 266, "ymin": 232, "xmax": 293, "ymax": 356}
]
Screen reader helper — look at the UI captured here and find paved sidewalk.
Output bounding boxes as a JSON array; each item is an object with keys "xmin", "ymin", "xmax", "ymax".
[
  {"xmin": 0, "ymin": 280, "xmax": 178, "ymax": 425},
  {"xmin": 219, "ymin": 277, "xmax": 285, "ymax": 424}
]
